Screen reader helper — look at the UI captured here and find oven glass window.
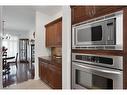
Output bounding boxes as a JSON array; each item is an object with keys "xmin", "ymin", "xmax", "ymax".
[
  {"xmin": 76, "ymin": 70, "xmax": 113, "ymax": 89},
  {"xmin": 91, "ymin": 25, "xmax": 102, "ymax": 41}
]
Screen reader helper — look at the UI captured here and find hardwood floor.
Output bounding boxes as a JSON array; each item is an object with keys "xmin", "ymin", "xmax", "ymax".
[{"xmin": 3, "ymin": 62, "xmax": 35, "ymax": 88}]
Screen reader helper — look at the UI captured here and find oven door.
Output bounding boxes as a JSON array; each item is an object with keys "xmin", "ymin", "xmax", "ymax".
[{"xmin": 72, "ymin": 62, "xmax": 123, "ymax": 89}]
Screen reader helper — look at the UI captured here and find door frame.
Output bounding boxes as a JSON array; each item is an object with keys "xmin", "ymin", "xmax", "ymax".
[{"xmin": 0, "ymin": 6, "xmax": 3, "ymax": 88}]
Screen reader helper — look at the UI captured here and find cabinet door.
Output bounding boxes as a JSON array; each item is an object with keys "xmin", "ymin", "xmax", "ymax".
[
  {"xmin": 47, "ymin": 64, "xmax": 62, "ymax": 89},
  {"xmin": 72, "ymin": 7, "xmax": 88, "ymax": 24},
  {"xmin": 94, "ymin": 6, "xmax": 124, "ymax": 18},
  {"xmin": 54, "ymin": 20, "xmax": 62, "ymax": 47},
  {"xmin": 45, "ymin": 17, "xmax": 62, "ymax": 47},
  {"xmin": 71, "ymin": 6, "xmax": 124, "ymax": 24},
  {"xmin": 41, "ymin": 62, "xmax": 48, "ymax": 83},
  {"xmin": 47, "ymin": 64, "xmax": 56, "ymax": 88},
  {"xmin": 39, "ymin": 61, "xmax": 41, "ymax": 78},
  {"xmin": 46, "ymin": 25, "xmax": 54, "ymax": 47},
  {"xmin": 53, "ymin": 67, "xmax": 62, "ymax": 89}
]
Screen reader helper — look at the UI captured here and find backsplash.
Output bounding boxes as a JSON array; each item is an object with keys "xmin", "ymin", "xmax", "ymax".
[{"xmin": 51, "ymin": 47, "xmax": 62, "ymax": 57}]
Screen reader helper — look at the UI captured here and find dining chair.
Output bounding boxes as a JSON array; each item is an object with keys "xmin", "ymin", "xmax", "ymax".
[
  {"xmin": 2, "ymin": 51, "xmax": 7, "ymax": 57},
  {"xmin": 7, "ymin": 53, "xmax": 18, "ymax": 68},
  {"xmin": 2, "ymin": 51, "xmax": 10, "ymax": 80}
]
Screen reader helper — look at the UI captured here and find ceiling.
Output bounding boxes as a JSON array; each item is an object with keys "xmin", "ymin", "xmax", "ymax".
[{"xmin": 2, "ymin": 6, "xmax": 62, "ymax": 35}]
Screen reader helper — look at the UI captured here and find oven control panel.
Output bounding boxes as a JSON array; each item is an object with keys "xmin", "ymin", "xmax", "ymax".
[{"xmin": 75, "ymin": 55, "xmax": 113, "ymax": 65}]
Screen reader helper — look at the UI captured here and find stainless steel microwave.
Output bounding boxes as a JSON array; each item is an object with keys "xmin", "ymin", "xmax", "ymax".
[{"xmin": 72, "ymin": 11, "xmax": 123, "ymax": 50}]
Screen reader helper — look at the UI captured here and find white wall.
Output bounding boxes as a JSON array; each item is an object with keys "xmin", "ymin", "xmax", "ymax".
[
  {"xmin": 34, "ymin": 10, "xmax": 63, "ymax": 80},
  {"xmin": 35, "ymin": 7, "xmax": 72, "ymax": 89},
  {"xmin": 29, "ymin": 30, "xmax": 35, "ymax": 40},
  {"xmin": 27, "ymin": 30, "xmax": 35, "ymax": 64},
  {"xmin": 62, "ymin": 6, "xmax": 71, "ymax": 89},
  {"xmin": 49, "ymin": 10, "xmax": 62, "ymax": 22},
  {"xmin": 5, "ymin": 29, "xmax": 29, "ymax": 39},
  {"xmin": 34, "ymin": 11, "xmax": 51, "ymax": 79},
  {"xmin": 0, "ymin": 6, "xmax": 3, "ymax": 88}
]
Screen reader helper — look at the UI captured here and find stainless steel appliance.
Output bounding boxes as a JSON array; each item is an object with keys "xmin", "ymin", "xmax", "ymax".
[
  {"xmin": 72, "ymin": 11, "xmax": 123, "ymax": 50},
  {"xmin": 72, "ymin": 53, "xmax": 123, "ymax": 89}
]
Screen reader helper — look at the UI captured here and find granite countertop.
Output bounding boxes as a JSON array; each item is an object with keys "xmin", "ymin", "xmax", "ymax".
[
  {"xmin": 39, "ymin": 56, "xmax": 52, "ymax": 61},
  {"xmin": 38, "ymin": 56, "xmax": 62, "ymax": 64},
  {"xmin": 38, "ymin": 56, "xmax": 52, "ymax": 63}
]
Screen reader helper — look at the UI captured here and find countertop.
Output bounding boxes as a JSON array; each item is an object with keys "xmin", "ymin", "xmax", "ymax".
[
  {"xmin": 39, "ymin": 56, "xmax": 52, "ymax": 62},
  {"xmin": 38, "ymin": 56, "xmax": 62, "ymax": 67}
]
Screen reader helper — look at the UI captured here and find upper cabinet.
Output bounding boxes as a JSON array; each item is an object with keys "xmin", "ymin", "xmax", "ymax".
[
  {"xmin": 45, "ymin": 17, "xmax": 62, "ymax": 47},
  {"xmin": 71, "ymin": 6, "xmax": 124, "ymax": 24}
]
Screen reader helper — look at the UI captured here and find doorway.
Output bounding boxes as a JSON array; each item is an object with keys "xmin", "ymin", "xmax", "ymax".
[{"xmin": 1, "ymin": 6, "xmax": 35, "ymax": 88}]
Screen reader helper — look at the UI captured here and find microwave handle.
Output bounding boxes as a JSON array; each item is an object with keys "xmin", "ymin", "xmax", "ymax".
[{"xmin": 75, "ymin": 64, "xmax": 122, "ymax": 75}]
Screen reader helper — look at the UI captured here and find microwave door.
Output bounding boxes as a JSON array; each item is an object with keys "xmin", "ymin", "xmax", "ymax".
[{"xmin": 75, "ymin": 25, "xmax": 92, "ymax": 46}]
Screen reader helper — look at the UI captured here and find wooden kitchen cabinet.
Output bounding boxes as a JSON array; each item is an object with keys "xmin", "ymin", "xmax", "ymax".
[
  {"xmin": 39, "ymin": 59, "xmax": 48, "ymax": 83},
  {"xmin": 38, "ymin": 57, "xmax": 62, "ymax": 89},
  {"xmin": 46, "ymin": 25, "xmax": 54, "ymax": 47},
  {"xmin": 47, "ymin": 64, "xmax": 62, "ymax": 89},
  {"xmin": 54, "ymin": 21, "xmax": 62, "ymax": 46},
  {"xmin": 45, "ymin": 17, "xmax": 62, "ymax": 47},
  {"xmin": 71, "ymin": 6, "xmax": 124, "ymax": 24}
]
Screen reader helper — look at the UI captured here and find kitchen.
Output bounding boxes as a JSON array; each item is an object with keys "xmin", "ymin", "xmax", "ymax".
[{"xmin": 0, "ymin": 6, "xmax": 127, "ymax": 89}]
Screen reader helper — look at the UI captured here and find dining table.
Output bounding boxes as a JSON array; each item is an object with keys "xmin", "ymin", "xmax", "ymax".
[{"xmin": 2, "ymin": 56, "xmax": 15, "ymax": 61}]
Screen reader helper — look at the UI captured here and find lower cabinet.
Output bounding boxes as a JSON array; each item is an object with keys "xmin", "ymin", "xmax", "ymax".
[
  {"xmin": 40, "ymin": 62, "xmax": 48, "ymax": 83},
  {"xmin": 48, "ymin": 64, "xmax": 62, "ymax": 89},
  {"xmin": 39, "ymin": 58, "xmax": 62, "ymax": 89}
]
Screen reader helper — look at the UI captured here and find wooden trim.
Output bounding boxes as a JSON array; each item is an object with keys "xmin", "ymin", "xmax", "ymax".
[
  {"xmin": 123, "ymin": 7, "xmax": 127, "ymax": 89},
  {"xmin": 72, "ymin": 49, "xmax": 124, "ymax": 56},
  {"xmin": 123, "ymin": 56, "xmax": 127, "ymax": 89},
  {"xmin": 123, "ymin": 8, "xmax": 127, "ymax": 54},
  {"xmin": 71, "ymin": 6, "xmax": 126, "ymax": 8},
  {"xmin": 45, "ymin": 17, "xmax": 62, "ymax": 27}
]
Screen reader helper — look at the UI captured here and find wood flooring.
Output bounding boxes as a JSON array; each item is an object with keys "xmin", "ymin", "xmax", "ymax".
[{"xmin": 3, "ymin": 62, "xmax": 34, "ymax": 88}]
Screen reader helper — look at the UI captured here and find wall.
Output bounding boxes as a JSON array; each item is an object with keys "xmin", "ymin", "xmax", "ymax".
[
  {"xmin": 34, "ymin": 10, "xmax": 62, "ymax": 80},
  {"xmin": 34, "ymin": 11, "xmax": 51, "ymax": 79},
  {"xmin": 27, "ymin": 30, "xmax": 35, "ymax": 65},
  {"xmin": 62, "ymin": 6, "xmax": 71, "ymax": 89},
  {"xmin": 49, "ymin": 10, "xmax": 62, "ymax": 22},
  {"xmin": 5, "ymin": 29, "xmax": 29, "ymax": 39},
  {"xmin": 35, "ymin": 7, "xmax": 72, "ymax": 89},
  {"xmin": 0, "ymin": 6, "xmax": 3, "ymax": 88}
]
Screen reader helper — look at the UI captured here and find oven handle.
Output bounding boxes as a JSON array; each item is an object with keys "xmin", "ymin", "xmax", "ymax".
[{"xmin": 75, "ymin": 64, "xmax": 122, "ymax": 75}]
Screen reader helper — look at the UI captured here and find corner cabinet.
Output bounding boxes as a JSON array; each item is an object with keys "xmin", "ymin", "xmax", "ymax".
[
  {"xmin": 38, "ymin": 57, "xmax": 62, "ymax": 89},
  {"xmin": 45, "ymin": 17, "xmax": 62, "ymax": 47},
  {"xmin": 71, "ymin": 6, "xmax": 124, "ymax": 24}
]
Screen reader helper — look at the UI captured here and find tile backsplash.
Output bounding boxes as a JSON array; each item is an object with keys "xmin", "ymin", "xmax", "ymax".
[{"xmin": 51, "ymin": 47, "xmax": 62, "ymax": 57}]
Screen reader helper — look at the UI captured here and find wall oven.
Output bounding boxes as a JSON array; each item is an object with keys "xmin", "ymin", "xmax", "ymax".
[
  {"xmin": 72, "ymin": 53, "xmax": 123, "ymax": 89},
  {"xmin": 72, "ymin": 11, "xmax": 123, "ymax": 50}
]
